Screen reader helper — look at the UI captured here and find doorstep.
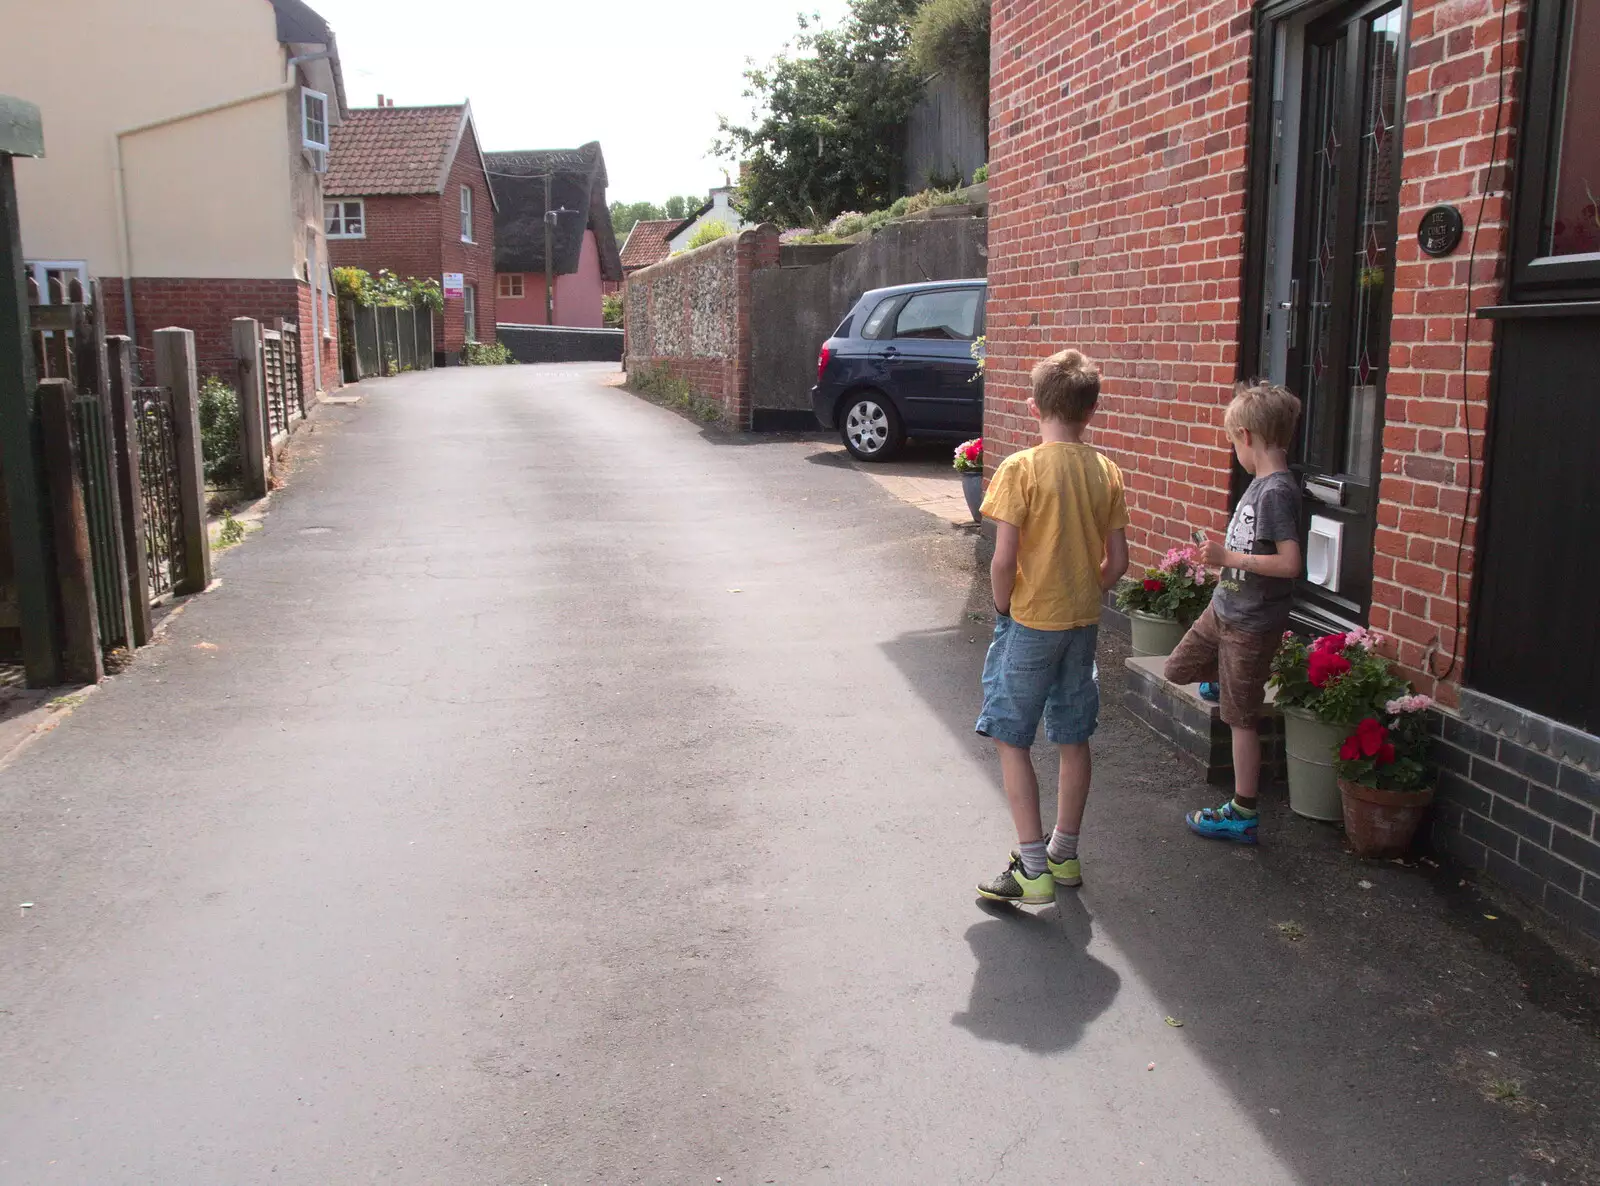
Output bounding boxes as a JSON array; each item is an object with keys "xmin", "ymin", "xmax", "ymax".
[{"xmin": 1123, "ymin": 655, "xmax": 1287, "ymax": 786}]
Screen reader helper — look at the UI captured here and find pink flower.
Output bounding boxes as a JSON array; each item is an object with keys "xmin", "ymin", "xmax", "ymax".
[
  {"xmin": 1344, "ymin": 626, "xmax": 1373, "ymax": 651},
  {"xmin": 1385, "ymin": 694, "xmax": 1435, "ymax": 715}
]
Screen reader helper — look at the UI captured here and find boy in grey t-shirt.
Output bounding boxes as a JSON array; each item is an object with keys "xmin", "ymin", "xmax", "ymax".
[{"xmin": 1165, "ymin": 382, "xmax": 1304, "ymax": 844}]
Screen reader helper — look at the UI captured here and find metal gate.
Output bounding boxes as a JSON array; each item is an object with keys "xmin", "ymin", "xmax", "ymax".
[
  {"xmin": 70, "ymin": 389, "xmax": 129, "ymax": 650},
  {"xmin": 133, "ymin": 386, "xmax": 187, "ymax": 600}
]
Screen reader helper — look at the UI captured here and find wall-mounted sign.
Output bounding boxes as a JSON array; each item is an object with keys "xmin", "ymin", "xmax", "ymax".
[
  {"xmin": 442, "ymin": 272, "xmax": 464, "ymax": 300},
  {"xmin": 1417, "ymin": 205, "xmax": 1464, "ymax": 257}
]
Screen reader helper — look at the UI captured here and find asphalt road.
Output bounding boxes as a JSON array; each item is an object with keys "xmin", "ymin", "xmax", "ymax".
[{"xmin": 2, "ymin": 364, "xmax": 1596, "ymax": 1185}]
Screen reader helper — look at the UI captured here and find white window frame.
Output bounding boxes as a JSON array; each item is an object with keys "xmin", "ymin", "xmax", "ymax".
[
  {"xmin": 460, "ymin": 184, "xmax": 474, "ymax": 243},
  {"xmin": 324, "ymin": 198, "xmax": 365, "ymax": 239},
  {"xmin": 463, "ymin": 284, "xmax": 477, "ymax": 342},
  {"xmin": 498, "ymin": 273, "xmax": 523, "ymax": 299},
  {"xmin": 301, "ymin": 87, "xmax": 329, "ymax": 152},
  {"xmin": 24, "ymin": 260, "xmax": 90, "ymax": 305}
]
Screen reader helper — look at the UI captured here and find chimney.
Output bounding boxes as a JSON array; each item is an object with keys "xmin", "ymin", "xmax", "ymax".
[{"xmin": 376, "ymin": 93, "xmax": 384, "ymax": 107}]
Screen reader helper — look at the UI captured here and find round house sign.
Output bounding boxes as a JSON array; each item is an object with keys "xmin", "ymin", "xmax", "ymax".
[{"xmin": 1417, "ymin": 205, "xmax": 1464, "ymax": 257}]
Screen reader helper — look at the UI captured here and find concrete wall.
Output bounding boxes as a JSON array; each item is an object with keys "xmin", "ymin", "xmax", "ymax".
[
  {"xmin": 624, "ymin": 225, "xmax": 781, "ymax": 428},
  {"xmin": 904, "ymin": 73, "xmax": 987, "ymax": 193},
  {"xmin": 10, "ymin": 0, "xmax": 310, "ymax": 280},
  {"xmin": 750, "ymin": 217, "xmax": 988, "ymax": 414}
]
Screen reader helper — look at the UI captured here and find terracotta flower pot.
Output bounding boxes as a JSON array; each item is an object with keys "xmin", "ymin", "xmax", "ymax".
[
  {"xmin": 1339, "ymin": 779, "xmax": 1435, "ymax": 859},
  {"xmin": 1130, "ymin": 610, "xmax": 1188, "ymax": 658}
]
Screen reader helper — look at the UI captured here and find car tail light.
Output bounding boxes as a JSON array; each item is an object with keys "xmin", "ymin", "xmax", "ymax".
[{"xmin": 817, "ymin": 343, "xmax": 832, "ymax": 383}]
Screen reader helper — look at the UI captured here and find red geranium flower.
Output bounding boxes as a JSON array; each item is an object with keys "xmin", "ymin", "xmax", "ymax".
[
  {"xmin": 1353, "ymin": 716, "xmax": 1388, "ymax": 757},
  {"xmin": 1307, "ymin": 650, "xmax": 1351, "ymax": 688},
  {"xmin": 1143, "ymin": 578, "xmax": 1164, "ymax": 593},
  {"xmin": 1378, "ymin": 742, "xmax": 1397, "ymax": 764},
  {"xmin": 1311, "ymin": 632, "xmax": 1348, "ymax": 655},
  {"xmin": 1340, "ymin": 737, "xmax": 1362, "ymax": 761}
]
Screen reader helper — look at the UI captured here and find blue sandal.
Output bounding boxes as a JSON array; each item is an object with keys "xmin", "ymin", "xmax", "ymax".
[{"xmin": 1186, "ymin": 800, "xmax": 1259, "ymax": 844}]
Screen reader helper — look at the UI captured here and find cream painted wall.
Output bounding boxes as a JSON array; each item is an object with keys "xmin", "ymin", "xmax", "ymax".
[{"xmin": 6, "ymin": 0, "xmax": 307, "ymax": 279}]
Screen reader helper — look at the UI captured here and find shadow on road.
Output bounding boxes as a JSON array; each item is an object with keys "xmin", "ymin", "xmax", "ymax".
[
  {"xmin": 878, "ymin": 531, "xmax": 1600, "ymax": 1183},
  {"xmin": 952, "ymin": 897, "xmax": 1121, "ymax": 1054}
]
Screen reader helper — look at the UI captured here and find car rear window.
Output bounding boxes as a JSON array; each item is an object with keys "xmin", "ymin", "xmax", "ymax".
[
  {"xmin": 856, "ymin": 297, "xmax": 899, "ymax": 340},
  {"xmin": 892, "ymin": 289, "xmax": 981, "ymax": 341}
]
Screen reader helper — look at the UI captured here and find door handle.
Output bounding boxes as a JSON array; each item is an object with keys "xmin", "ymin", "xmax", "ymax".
[
  {"xmin": 882, "ymin": 346, "xmax": 899, "ymax": 357},
  {"xmin": 1278, "ymin": 279, "xmax": 1301, "ymax": 349}
]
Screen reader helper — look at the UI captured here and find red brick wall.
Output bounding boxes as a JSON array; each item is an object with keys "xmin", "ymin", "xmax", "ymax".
[
  {"xmin": 1371, "ymin": 0, "xmax": 1523, "ymax": 704},
  {"xmin": 985, "ymin": 0, "xmax": 1255, "ymax": 572},
  {"xmin": 985, "ymin": 0, "xmax": 1523, "ymax": 704},
  {"xmin": 102, "ymin": 276, "xmax": 307, "ymax": 382},
  {"xmin": 325, "ymin": 123, "xmax": 497, "ymax": 357},
  {"xmin": 622, "ymin": 226, "xmax": 780, "ymax": 428},
  {"xmin": 440, "ymin": 124, "xmax": 496, "ymax": 352}
]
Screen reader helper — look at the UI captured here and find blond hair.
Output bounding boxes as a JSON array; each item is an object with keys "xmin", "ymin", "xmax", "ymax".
[
  {"xmin": 1224, "ymin": 380, "xmax": 1301, "ymax": 449},
  {"xmin": 1030, "ymin": 349, "xmax": 1101, "ymax": 424}
]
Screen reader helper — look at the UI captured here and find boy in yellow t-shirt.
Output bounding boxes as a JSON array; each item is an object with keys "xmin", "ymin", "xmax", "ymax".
[{"xmin": 974, "ymin": 350, "xmax": 1130, "ymax": 905}]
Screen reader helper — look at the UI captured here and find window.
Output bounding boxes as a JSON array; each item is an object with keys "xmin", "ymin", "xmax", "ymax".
[
  {"xmin": 1512, "ymin": 0, "xmax": 1600, "ymax": 295},
  {"xmin": 324, "ymin": 199, "xmax": 364, "ymax": 238},
  {"xmin": 463, "ymin": 284, "xmax": 477, "ymax": 342},
  {"xmin": 301, "ymin": 88, "xmax": 328, "ymax": 151},
  {"xmin": 498, "ymin": 273, "xmax": 523, "ymax": 299},
  {"xmin": 460, "ymin": 184, "xmax": 473, "ymax": 242},
  {"xmin": 858, "ymin": 296, "xmax": 898, "ymax": 339},
  {"xmin": 891, "ymin": 288, "xmax": 981, "ymax": 340}
]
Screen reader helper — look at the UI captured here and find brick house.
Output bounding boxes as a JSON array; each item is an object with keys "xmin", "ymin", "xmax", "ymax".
[
  {"xmin": 986, "ymin": 0, "xmax": 1600, "ymax": 941},
  {"xmin": 486, "ymin": 144, "xmax": 622, "ymax": 329},
  {"xmin": 11, "ymin": 0, "xmax": 347, "ymax": 391},
  {"xmin": 324, "ymin": 100, "xmax": 497, "ymax": 361}
]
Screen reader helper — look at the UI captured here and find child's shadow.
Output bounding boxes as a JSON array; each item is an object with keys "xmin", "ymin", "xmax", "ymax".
[{"xmin": 950, "ymin": 895, "xmax": 1121, "ymax": 1054}]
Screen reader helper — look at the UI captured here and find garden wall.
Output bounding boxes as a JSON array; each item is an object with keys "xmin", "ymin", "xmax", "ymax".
[
  {"xmin": 750, "ymin": 217, "xmax": 988, "ymax": 422},
  {"xmin": 623, "ymin": 226, "xmax": 781, "ymax": 429},
  {"xmin": 498, "ymin": 324, "xmax": 622, "ymax": 364}
]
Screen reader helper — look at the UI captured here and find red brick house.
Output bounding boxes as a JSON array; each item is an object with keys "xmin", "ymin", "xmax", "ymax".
[
  {"xmin": 324, "ymin": 100, "xmax": 497, "ymax": 361},
  {"xmin": 986, "ymin": 0, "xmax": 1600, "ymax": 941}
]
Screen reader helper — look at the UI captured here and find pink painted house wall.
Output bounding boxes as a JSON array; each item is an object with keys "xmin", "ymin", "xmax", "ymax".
[{"xmin": 494, "ymin": 229, "xmax": 605, "ymax": 328}]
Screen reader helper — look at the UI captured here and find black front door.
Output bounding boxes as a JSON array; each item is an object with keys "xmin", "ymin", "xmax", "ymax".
[{"xmin": 1254, "ymin": 0, "xmax": 1407, "ymax": 631}]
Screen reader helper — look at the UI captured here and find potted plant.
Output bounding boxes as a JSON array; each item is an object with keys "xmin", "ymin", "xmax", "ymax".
[
  {"xmin": 954, "ymin": 437, "xmax": 983, "ymax": 521},
  {"xmin": 1114, "ymin": 545, "xmax": 1217, "ymax": 657},
  {"xmin": 1269, "ymin": 628, "xmax": 1408, "ymax": 822},
  {"xmin": 1336, "ymin": 694, "xmax": 1436, "ymax": 858}
]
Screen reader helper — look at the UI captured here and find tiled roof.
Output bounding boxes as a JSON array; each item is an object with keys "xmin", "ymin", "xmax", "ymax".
[
  {"xmin": 325, "ymin": 105, "xmax": 466, "ymax": 196},
  {"xmin": 619, "ymin": 219, "xmax": 681, "ymax": 271}
]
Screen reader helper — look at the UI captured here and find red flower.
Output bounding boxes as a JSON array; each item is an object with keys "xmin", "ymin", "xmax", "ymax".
[
  {"xmin": 1143, "ymin": 578, "xmax": 1164, "ymax": 593},
  {"xmin": 1377, "ymin": 742, "xmax": 1397, "ymax": 764},
  {"xmin": 1340, "ymin": 737, "xmax": 1362, "ymax": 761},
  {"xmin": 1311, "ymin": 632, "xmax": 1348, "ymax": 655},
  {"xmin": 1354, "ymin": 716, "xmax": 1388, "ymax": 758},
  {"xmin": 1307, "ymin": 650, "xmax": 1351, "ymax": 688}
]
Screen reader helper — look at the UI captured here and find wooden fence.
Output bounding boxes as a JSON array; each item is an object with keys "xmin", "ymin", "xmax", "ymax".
[{"xmin": 339, "ymin": 300, "xmax": 435, "ymax": 383}]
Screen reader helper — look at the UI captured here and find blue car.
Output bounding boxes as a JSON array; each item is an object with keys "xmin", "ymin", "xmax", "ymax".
[{"xmin": 811, "ymin": 278, "xmax": 985, "ymax": 461}]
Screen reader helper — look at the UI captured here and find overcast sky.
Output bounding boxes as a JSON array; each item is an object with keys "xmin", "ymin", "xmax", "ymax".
[{"xmin": 310, "ymin": 0, "xmax": 854, "ymax": 203}]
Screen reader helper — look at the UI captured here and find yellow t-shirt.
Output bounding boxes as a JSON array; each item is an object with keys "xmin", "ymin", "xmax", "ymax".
[{"xmin": 980, "ymin": 442, "xmax": 1130, "ymax": 631}]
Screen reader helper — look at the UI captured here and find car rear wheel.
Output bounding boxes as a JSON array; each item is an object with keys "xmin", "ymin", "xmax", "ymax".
[{"xmin": 841, "ymin": 394, "xmax": 904, "ymax": 461}]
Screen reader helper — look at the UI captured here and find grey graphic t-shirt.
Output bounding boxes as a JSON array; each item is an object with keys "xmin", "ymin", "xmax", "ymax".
[{"xmin": 1212, "ymin": 470, "xmax": 1301, "ymax": 633}]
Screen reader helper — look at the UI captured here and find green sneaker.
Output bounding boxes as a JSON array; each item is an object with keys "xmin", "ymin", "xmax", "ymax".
[
  {"xmin": 977, "ymin": 853, "xmax": 1054, "ymax": 905},
  {"xmin": 1048, "ymin": 856, "xmax": 1082, "ymax": 888}
]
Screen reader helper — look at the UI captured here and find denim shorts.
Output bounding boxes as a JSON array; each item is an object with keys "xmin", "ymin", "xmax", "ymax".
[{"xmin": 975, "ymin": 617, "xmax": 1100, "ymax": 748}]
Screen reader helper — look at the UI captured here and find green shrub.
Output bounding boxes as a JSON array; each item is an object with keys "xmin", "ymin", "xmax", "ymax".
[
  {"xmin": 198, "ymin": 375, "xmax": 242, "ymax": 487},
  {"xmin": 972, "ymin": 163, "xmax": 989, "ymax": 184},
  {"xmin": 830, "ymin": 213, "xmax": 869, "ymax": 237},
  {"xmin": 909, "ymin": 0, "xmax": 992, "ymax": 105},
  {"xmin": 462, "ymin": 340, "xmax": 514, "ymax": 366},
  {"xmin": 887, "ymin": 196, "xmax": 911, "ymax": 218},
  {"xmin": 684, "ymin": 220, "xmax": 734, "ymax": 251},
  {"xmin": 602, "ymin": 291, "xmax": 625, "ymax": 328}
]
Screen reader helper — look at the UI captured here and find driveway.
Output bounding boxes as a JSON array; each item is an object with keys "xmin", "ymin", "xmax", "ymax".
[{"xmin": 0, "ymin": 363, "xmax": 1595, "ymax": 1184}]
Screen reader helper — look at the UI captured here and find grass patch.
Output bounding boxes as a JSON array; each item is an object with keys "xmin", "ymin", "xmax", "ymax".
[
  {"xmin": 627, "ymin": 366, "xmax": 725, "ymax": 425},
  {"xmin": 1276, "ymin": 921, "xmax": 1306, "ymax": 942},
  {"xmin": 215, "ymin": 511, "xmax": 247, "ymax": 550},
  {"xmin": 1489, "ymin": 1078, "xmax": 1523, "ymax": 1102}
]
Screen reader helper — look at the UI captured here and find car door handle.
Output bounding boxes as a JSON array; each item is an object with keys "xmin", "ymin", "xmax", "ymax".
[{"xmin": 881, "ymin": 346, "xmax": 899, "ymax": 357}]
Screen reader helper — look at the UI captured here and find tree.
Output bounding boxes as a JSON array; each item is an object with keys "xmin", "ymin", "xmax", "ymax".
[
  {"xmin": 908, "ymin": 0, "xmax": 991, "ymax": 121},
  {"xmin": 611, "ymin": 200, "xmax": 666, "ymax": 238},
  {"xmin": 714, "ymin": 0, "xmax": 924, "ymax": 227}
]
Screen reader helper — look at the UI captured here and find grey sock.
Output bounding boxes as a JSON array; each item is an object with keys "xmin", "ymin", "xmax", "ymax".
[
  {"xmin": 1048, "ymin": 829, "xmax": 1079, "ymax": 863},
  {"xmin": 1019, "ymin": 840, "xmax": 1049, "ymax": 879}
]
